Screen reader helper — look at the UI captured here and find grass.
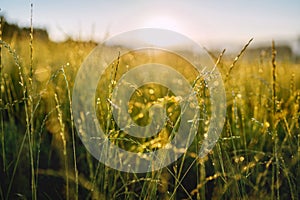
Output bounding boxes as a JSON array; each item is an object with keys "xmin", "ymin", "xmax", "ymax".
[{"xmin": 0, "ymin": 14, "xmax": 299, "ymax": 200}]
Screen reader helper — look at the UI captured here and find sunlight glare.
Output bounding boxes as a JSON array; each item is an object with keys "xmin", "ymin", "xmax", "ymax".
[
  {"xmin": 140, "ymin": 16, "xmax": 184, "ymax": 47},
  {"xmin": 143, "ymin": 16, "xmax": 181, "ymax": 32}
]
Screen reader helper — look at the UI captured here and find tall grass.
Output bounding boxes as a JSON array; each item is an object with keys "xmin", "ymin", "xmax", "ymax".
[{"xmin": 0, "ymin": 13, "xmax": 299, "ymax": 200}]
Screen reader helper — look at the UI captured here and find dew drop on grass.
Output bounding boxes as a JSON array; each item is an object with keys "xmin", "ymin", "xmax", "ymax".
[
  {"xmin": 138, "ymin": 113, "xmax": 144, "ymax": 119},
  {"xmin": 96, "ymin": 98, "xmax": 101, "ymax": 105},
  {"xmin": 148, "ymin": 88, "xmax": 154, "ymax": 95}
]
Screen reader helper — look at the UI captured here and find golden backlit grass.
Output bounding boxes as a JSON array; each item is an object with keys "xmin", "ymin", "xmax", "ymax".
[{"xmin": 0, "ymin": 20, "xmax": 299, "ymax": 200}]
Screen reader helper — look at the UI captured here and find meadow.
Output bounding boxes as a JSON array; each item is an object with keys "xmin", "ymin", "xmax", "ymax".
[{"xmin": 0, "ymin": 16, "xmax": 299, "ymax": 200}]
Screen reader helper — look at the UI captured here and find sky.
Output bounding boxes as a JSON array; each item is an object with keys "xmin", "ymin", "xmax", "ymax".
[{"xmin": 1, "ymin": 0, "xmax": 300, "ymax": 51}]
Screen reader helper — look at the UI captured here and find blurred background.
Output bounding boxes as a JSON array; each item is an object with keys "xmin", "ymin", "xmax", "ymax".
[{"xmin": 1, "ymin": 0, "xmax": 300, "ymax": 53}]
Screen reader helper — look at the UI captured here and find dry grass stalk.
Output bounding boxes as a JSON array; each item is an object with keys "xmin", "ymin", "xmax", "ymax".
[{"xmin": 225, "ymin": 38, "xmax": 253, "ymax": 82}]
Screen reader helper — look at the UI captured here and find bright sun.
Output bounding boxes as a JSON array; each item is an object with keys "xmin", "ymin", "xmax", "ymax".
[
  {"xmin": 139, "ymin": 16, "xmax": 185, "ymax": 47},
  {"xmin": 142, "ymin": 16, "xmax": 181, "ymax": 32}
]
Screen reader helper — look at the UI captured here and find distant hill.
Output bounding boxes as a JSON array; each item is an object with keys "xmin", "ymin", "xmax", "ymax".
[
  {"xmin": 1, "ymin": 16, "xmax": 299, "ymax": 63},
  {"xmin": 245, "ymin": 45, "xmax": 293, "ymax": 61}
]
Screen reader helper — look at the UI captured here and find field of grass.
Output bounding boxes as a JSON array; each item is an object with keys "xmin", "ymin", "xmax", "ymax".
[{"xmin": 0, "ymin": 16, "xmax": 299, "ymax": 200}]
